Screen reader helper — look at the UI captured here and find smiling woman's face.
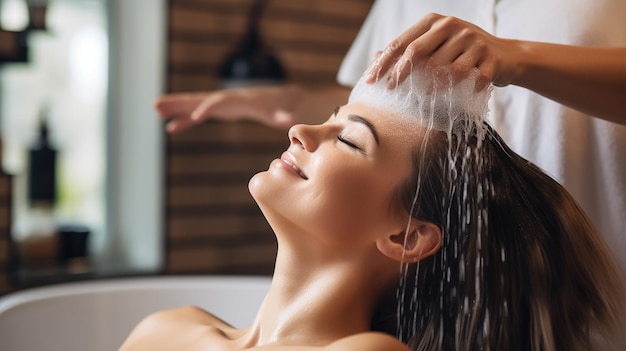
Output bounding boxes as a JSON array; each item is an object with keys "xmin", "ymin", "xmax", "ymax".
[{"xmin": 249, "ymin": 102, "xmax": 423, "ymax": 252}]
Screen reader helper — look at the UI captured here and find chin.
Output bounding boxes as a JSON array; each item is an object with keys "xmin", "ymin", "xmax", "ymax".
[
  {"xmin": 248, "ymin": 171, "xmax": 267, "ymax": 192},
  {"xmin": 248, "ymin": 171, "xmax": 280, "ymax": 214},
  {"xmin": 248, "ymin": 171, "xmax": 266, "ymax": 203},
  {"xmin": 248, "ymin": 171, "xmax": 304, "ymax": 235}
]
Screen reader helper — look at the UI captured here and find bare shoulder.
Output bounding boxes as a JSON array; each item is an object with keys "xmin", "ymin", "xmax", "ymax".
[
  {"xmin": 325, "ymin": 332, "xmax": 410, "ymax": 351},
  {"xmin": 133, "ymin": 305, "xmax": 230, "ymax": 330},
  {"xmin": 118, "ymin": 306, "xmax": 232, "ymax": 351}
]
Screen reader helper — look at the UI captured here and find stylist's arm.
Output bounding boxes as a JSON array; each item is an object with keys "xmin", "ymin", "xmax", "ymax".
[
  {"xmin": 155, "ymin": 84, "xmax": 350, "ymax": 133},
  {"xmin": 367, "ymin": 12, "xmax": 626, "ymax": 125}
]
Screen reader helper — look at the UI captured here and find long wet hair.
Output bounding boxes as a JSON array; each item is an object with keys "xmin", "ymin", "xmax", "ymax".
[{"xmin": 371, "ymin": 120, "xmax": 626, "ymax": 351}]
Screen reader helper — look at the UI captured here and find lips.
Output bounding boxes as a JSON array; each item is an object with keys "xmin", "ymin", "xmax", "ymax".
[{"xmin": 281, "ymin": 151, "xmax": 308, "ymax": 180}]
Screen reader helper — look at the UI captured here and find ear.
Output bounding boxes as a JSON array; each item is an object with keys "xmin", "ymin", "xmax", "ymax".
[{"xmin": 376, "ymin": 220, "xmax": 442, "ymax": 263}]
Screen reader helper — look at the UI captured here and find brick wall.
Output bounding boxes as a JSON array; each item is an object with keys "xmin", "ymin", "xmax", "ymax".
[{"xmin": 165, "ymin": 0, "xmax": 372, "ymax": 274}]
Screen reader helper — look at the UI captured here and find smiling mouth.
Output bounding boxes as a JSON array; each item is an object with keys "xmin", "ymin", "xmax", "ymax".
[{"xmin": 281, "ymin": 152, "xmax": 308, "ymax": 180}]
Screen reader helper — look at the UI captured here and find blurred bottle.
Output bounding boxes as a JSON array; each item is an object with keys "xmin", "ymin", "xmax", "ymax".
[
  {"xmin": 218, "ymin": 0, "xmax": 285, "ymax": 88},
  {"xmin": 28, "ymin": 108, "xmax": 56, "ymax": 206},
  {"xmin": 19, "ymin": 107, "xmax": 58, "ymax": 270}
]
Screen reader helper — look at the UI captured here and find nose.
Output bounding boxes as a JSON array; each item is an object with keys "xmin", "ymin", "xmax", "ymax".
[{"xmin": 288, "ymin": 124, "xmax": 320, "ymax": 152}]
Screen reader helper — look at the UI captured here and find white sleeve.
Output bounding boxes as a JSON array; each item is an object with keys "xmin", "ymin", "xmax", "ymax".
[{"xmin": 336, "ymin": 1, "xmax": 404, "ymax": 87}]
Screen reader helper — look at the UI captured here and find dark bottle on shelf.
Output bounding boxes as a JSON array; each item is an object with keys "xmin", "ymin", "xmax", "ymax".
[
  {"xmin": 218, "ymin": 0, "xmax": 285, "ymax": 88},
  {"xmin": 28, "ymin": 111, "xmax": 56, "ymax": 206}
]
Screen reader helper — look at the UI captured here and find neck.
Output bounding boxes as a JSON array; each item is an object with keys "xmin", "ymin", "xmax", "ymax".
[{"xmin": 237, "ymin": 240, "xmax": 395, "ymax": 348}]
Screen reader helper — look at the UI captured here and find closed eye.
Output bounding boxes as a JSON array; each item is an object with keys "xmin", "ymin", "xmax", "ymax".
[{"xmin": 337, "ymin": 135, "xmax": 362, "ymax": 151}]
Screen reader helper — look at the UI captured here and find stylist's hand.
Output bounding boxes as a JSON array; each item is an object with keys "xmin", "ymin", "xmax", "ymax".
[
  {"xmin": 366, "ymin": 13, "xmax": 518, "ymax": 91},
  {"xmin": 155, "ymin": 85, "xmax": 297, "ymax": 133}
]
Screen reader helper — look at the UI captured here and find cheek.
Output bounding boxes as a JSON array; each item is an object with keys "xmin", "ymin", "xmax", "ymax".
[
  {"xmin": 311, "ymin": 164, "xmax": 397, "ymax": 235},
  {"xmin": 324, "ymin": 171, "xmax": 379, "ymax": 207}
]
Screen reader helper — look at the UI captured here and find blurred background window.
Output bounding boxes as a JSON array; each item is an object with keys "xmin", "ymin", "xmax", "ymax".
[
  {"xmin": 1, "ymin": 0, "xmax": 107, "ymax": 272},
  {"xmin": 0, "ymin": 0, "xmax": 164, "ymax": 284}
]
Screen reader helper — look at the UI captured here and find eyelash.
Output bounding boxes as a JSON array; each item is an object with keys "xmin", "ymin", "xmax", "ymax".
[{"xmin": 337, "ymin": 135, "xmax": 361, "ymax": 150}]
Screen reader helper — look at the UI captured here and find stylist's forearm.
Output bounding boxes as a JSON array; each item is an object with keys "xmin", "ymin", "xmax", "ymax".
[{"xmin": 510, "ymin": 42, "xmax": 626, "ymax": 125}]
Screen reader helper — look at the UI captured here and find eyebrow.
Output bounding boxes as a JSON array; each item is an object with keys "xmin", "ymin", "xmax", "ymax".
[{"xmin": 348, "ymin": 114, "xmax": 380, "ymax": 145}]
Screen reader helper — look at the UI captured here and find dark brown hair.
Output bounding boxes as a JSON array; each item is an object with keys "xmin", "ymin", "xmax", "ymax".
[{"xmin": 373, "ymin": 121, "xmax": 625, "ymax": 351}]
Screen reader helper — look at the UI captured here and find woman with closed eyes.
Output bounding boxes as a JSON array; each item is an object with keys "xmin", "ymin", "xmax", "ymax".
[{"xmin": 121, "ymin": 70, "xmax": 625, "ymax": 351}]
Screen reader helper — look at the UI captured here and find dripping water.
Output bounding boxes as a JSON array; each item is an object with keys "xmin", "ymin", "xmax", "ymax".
[{"xmin": 349, "ymin": 64, "xmax": 504, "ymax": 350}]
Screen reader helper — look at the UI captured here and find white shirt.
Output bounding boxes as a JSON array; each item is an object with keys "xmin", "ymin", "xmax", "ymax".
[{"xmin": 338, "ymin": 0, "xmax": 626, "ymax": 280}]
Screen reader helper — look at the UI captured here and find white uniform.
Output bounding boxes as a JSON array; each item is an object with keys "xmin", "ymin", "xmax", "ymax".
[{"xmin": 338, "ymin": 0, "xmax": 626, "ymax": 282}]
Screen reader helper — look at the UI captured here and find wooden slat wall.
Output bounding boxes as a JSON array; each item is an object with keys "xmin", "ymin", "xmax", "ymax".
[{"xmin": 165, "ymin": 0, "xmax": 373, "ymax": 274}]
